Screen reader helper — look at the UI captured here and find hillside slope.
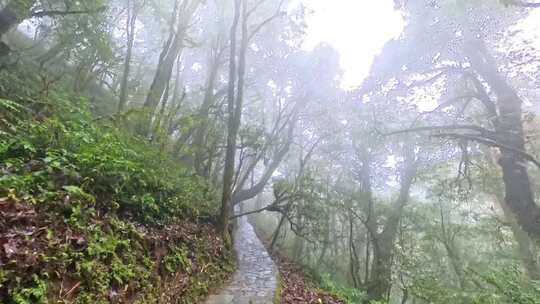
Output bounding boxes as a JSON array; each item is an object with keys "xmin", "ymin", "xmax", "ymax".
[{"xmin": 0, "ymin": 62, "xmax": 234, "ymax": 303}]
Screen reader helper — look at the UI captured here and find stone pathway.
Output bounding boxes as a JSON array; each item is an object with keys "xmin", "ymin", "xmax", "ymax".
[{"xmin": 205, "ymin": 216, "xmax": 278, "ymax": 304}]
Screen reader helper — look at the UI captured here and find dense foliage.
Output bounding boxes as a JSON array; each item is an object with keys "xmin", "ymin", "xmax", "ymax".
[{"xmin": 0, "ymin": 62, "xmax": 232, "ymax": 303}]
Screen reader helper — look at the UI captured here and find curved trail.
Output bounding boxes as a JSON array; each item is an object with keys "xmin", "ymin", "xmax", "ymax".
[{"xmin": 205, "ymin": 216, "xmax": 278, "ymax": 304}]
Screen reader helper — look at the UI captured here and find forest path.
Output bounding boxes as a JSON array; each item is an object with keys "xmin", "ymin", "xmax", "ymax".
[{"xmin": 205, "ymin": 215, "xmax": 278, "ymax": 304}]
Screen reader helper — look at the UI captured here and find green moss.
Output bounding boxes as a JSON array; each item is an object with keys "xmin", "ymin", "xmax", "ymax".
[
  {"xmin": 163, "ymin": 245, "xmax": 191, "ymax": 274},
  {"xmin": 9, "ymin": 275, "xmax": 49, "ymax": 304},
  {"xmin": 273, "ymin": 274, "xmax": 283, "ymax": 304},
  {"xmin": 0, "ymin": 195, "xmax": 233, "ymax": 303}
]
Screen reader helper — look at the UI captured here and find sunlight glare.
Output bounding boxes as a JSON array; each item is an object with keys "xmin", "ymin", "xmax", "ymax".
[{"xmin": 302, "ymin": 0, "xmax": 405, "ymax": 88}]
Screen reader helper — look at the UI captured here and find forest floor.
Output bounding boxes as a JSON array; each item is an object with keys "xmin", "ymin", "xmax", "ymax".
[
  {"xmin": 251, "ymin": 220, "xmax": 345, "ymax": 304},
  {"xmin": 0, "ymin": 196, "xmax": 234, "ymax": 303},
  {"xmin": 0, "ymin": 79, "xmax": 235, "ymax": 303}
]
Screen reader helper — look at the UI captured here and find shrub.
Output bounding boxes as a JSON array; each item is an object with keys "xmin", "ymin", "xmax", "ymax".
[{"xmin": 0, "ymin": 97, "xmax": 217, "ymax": 225}]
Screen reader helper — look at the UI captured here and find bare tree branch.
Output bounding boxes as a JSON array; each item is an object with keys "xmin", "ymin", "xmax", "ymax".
[
  {"xmin": 406, "ymin": 71, "xmax": 446, "ymax": 89},
  {"xmin": 464, "ymin": 72, "xmax": 498, "ymax": 118},
  {"xmin": 433, "ymin": 133, "xmax": 540, "ymax": 169},
  {"xmin": 412, "ymin": 95, "xmax": 480, "ymax": 125},
  {"xmin": 230, "ymin": 203, "xmax": 279, "ymax": 219},
  {"xmin": 384, "ymin": 125, "xmax": 497, "ymax": 138},
  {"xmin": 230, "ymin": 192, "xmax": 291, "ymax": 219},
  {"xmin": 246, "ymin": 0, "xmax": 269, "ymax": 18},
  {"xmin": 508, "ymin": 0, "xmax": 540, "ymax": 8},
  {"xmin": 31, "ymin": 6, "xmax": 107, "ymax": 18},
  {"xmin": 247, "ymin": 0, "xmax": 285, "ymax": 41}
]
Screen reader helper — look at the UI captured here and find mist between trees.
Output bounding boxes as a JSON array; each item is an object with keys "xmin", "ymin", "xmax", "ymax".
[{"xmin": 1, "ymin": 0, "xmax": 540, "ymax": 303}]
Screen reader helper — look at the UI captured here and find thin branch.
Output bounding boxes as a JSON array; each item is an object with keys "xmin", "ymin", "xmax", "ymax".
[
  {"xmin": 246, "ymin": 0, "xmax": 268, "ymax": 18},
  {"xmin": 508, "ymin": 0, "xmax": 540, "ymax": 7},
  {"xmin": 406, "ymin": 71, "xmax": 446, "ymax": 89},
  {"xmin": 230, "ymin": 204, "xmax": 275, "ymax": 219},
  {"xmin": 349, "ymin": 207, "xmax": 379, "ymax": 239},
  {"xmin": 247, "ymin": 0, "xmax": 285, "ymax": 41},
  {"xmin": 464, "ymin": 72, "xmax": 498, "ymax": 119},
  {"xmin": 384, "ymin": 125, "xmax": 496, "ymax": 138},
  {"xmin": 31, "ymin": 6, "xmax": 107, "ymax": 18},
  {"xmin": 410, "ymin": 95, "xmax": 478, "ymax": 128},
  {"xmin": 284, "ymin": 211, "xmax": 317, "ymax": 244},
  {"xmin": 433, "ymin": 133, "xmax": 540, "ymax": 169},
  {"xmin": 296, "ymin": 136, "xmax": 324, "ymax": 180},
  {"xmin": 418, "ymin": 95, "xmax": 479, "ymax": 117},
  {"xmin": 406, "ymin": 65, "xmax": 466, "ymax": 89},
  {"xmin": 230, "ymin": 193, "xmax": 291, "ymax": 219}
]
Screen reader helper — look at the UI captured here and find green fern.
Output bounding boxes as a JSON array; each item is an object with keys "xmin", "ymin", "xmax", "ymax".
[
  {"xmin": 0, "ymin": 98, "xmax": 28, "ymax": 133},
  {"xmin": 0, "ymin": 98, "xmax": 25, "ymax": 113}
]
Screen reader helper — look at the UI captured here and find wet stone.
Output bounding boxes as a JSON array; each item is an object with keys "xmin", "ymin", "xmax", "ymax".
[{"xmin": 204, "ymin": 217, "xmax": 278, "ymax": 304}]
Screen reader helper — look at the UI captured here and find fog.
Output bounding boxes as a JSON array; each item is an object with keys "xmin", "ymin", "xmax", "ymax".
[{"xmin": 1, "ymin": 0, "xmax": 540, "ymax": 303}]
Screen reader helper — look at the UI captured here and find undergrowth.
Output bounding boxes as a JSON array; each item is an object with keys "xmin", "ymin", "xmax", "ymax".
[{"xmin": 0, "ymin": 65, "xmax": 234, "ymax": 303}]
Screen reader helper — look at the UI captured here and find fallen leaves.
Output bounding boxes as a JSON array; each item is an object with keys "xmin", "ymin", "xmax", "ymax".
[
  {"xmin": 276, "ymin": 253, "xmax": 345, "ymax": 304},
  {"xmin": 0, "ymin": 196, "xmax": 234, "ymax": 303},
  {"xmin": 251, "ymin": 221, "xmax": 344, "ymax": 304},
  {"xmin": 0, "ymin": 197, "xmax": 42, "ymax": 266}
]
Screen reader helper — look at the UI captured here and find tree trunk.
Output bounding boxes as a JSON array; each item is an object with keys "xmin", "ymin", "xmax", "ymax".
[
  {"xmin": 438, "ymin": 204, "xmax": 467, "ymax": 289},
  {"xmin": 293, "ymin": 227, "xmax": 305, "ymax": 263},
  {"xmin": 165, "ymin": 57, "xmax": 185, "ymax": 136},
  {"xmin": 466, "ymin": 37, "xmax": 540, "ymax": 240},
  {"xmin": 152, "ymin": 76, "xmax": 172, "ymax": 142},
  {"xmin": 364, "ymin": 230, "xmax": 371, "ymax": 284},
  {"xmin": 231, "ymin": 118, "xmax": 297, "ymax": 205},
  {"xmin": 139, "ymin": 0, "xmax": 201, "ymax": 136},
  {"xmin": 194, "ymin": 47, "xmax": 222, "ymax": 176},
  {"xmin": 500, "ymin": 195, "xmax": 540, "ymax": 280},
  {"xmin": 118, "ymin": 0, "xmax": 139, "ymax": 113},
  {"xmin": 366, "ymin": 146, "xmax": 417, "ymax": 302},
  {"xmin": 270, "ymin": 213, "xmax": 286, "ymax": 253},
  {"xmin": 493, "ymin": 188, "xmax": 540, "ymax": 280},
  {"xmin": 368, "ymin": 240, "xmax": 394, "ymax": 302},
  {"xmin": 317, "ymin": 213, "xmax": 331, "ymax": 267},
  {"xmin": 401, "ymin": 288, "xmax": 409, "ymax": 304},
  {"xmin": 483, "ymin": 148, "xmax": 540, "ymax": 280},
  {"xmin": 219, "ymin": 0, "xmax": 242, "ymax": 242},
  {"xmin": 220, "ymin": 0, "xmax": 292, "ymax": 208},
  {"xmin": 349, "ymin": 210, "xmax": 361, "ymax": 288}
]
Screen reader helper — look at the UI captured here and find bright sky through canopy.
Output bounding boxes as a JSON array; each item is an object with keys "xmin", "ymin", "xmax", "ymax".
[{"xmin": 301, "ymin": 0, "xmax": 405, "ymax": 88}]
